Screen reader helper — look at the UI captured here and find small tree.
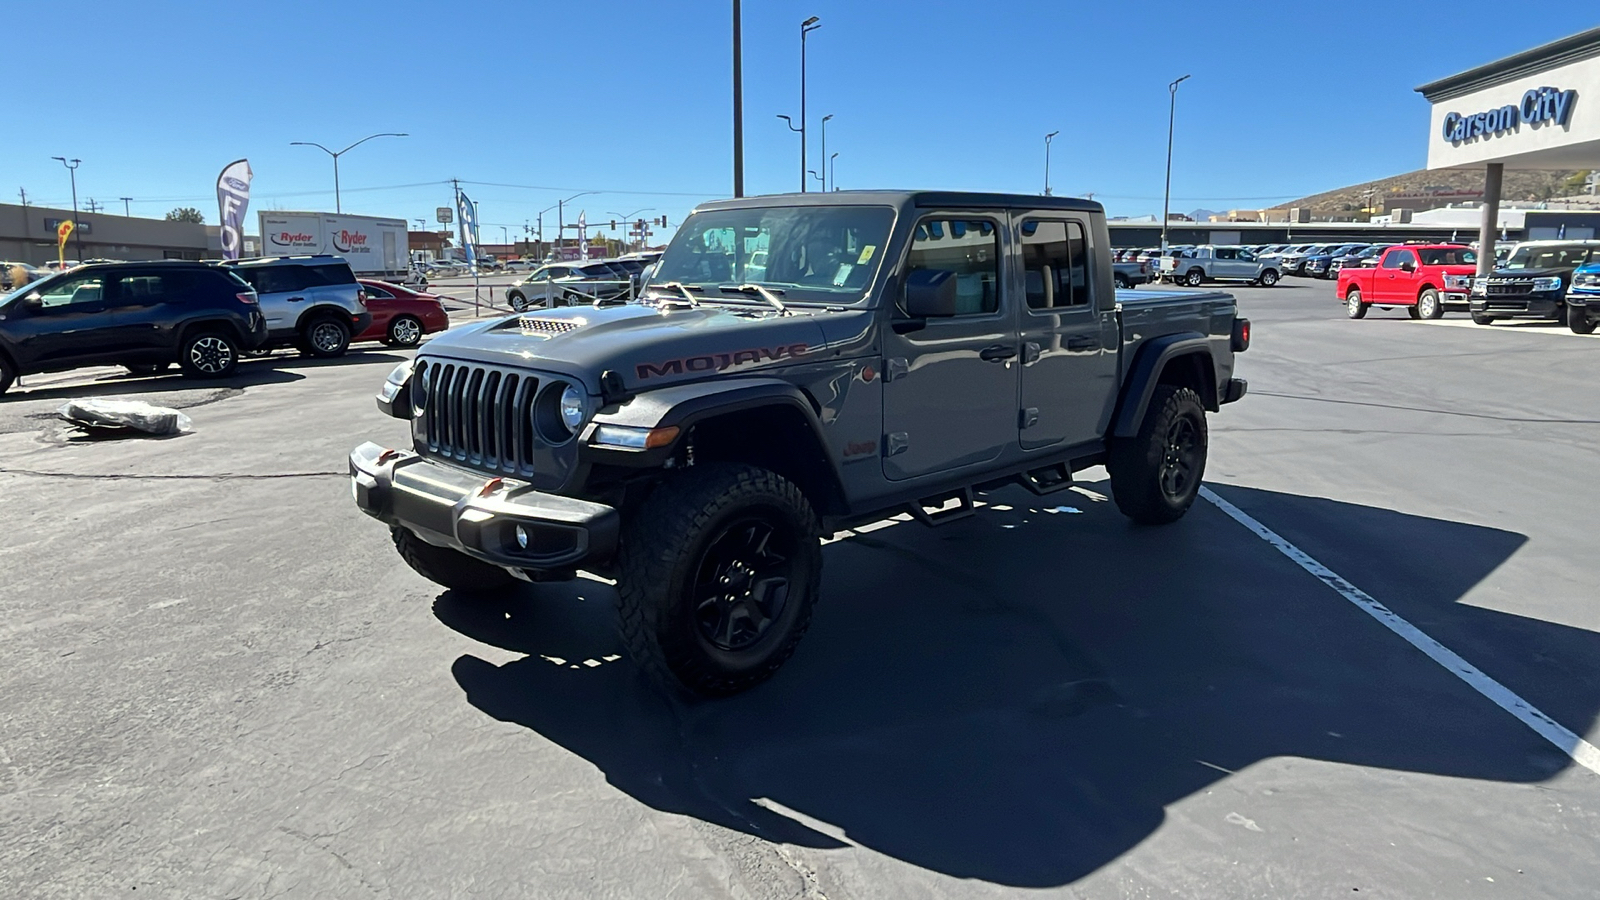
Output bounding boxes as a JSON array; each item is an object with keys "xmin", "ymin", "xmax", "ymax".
[{"xmin": 165, "ymin": 207, "xmax": 205, "ymax": 224}]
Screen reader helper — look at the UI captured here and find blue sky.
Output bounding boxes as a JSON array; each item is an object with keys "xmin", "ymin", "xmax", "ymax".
[{"xmin": 5, "ymin": 2, "xmax": 1594, "ymax": 241}]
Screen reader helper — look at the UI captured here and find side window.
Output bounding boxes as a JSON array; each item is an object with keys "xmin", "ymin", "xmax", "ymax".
[
  {"xmin": 1238, "ymin": 248, "xmax": 1255, "ymax": 261},
  {"xmin": 363, "ymin": 285, "xmax": 394, "ymax": 300},
  {"xmin": 36, "ymin": 273, "xmax": 107, "ymax": 308},
  {"xmin": 1021, "ymin": 219, "xmax": 1090, "ymax": 311},
  {"xmin": 1215, "ymin": 248, "xmax": 1236, "ymax": 260},
  {"xmin": 907, "ymin": 217, "xmax": 999, "ymax": 315},
  {"xmin": 251, "ymin": 266, "xmax": 308, "ymax": 293},
  {"xmin": 1381, "ymin": 250, "xmax": 1414, "ymax": 270},
  {"xmin": 109, "ymin": 272, "xmax": 173, "ymax": 304},
  {"xmin": 307, "ymin": 264, "xmax": 357, "ymax": 286}
]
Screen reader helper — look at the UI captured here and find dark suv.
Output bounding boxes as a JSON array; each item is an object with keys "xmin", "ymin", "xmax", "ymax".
[{"xmin": 0, "ymin": 261, "xmax": 266, "ymax": 396}]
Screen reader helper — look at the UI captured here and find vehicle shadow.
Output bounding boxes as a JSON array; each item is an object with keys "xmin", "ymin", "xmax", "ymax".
[
  {"xmin": 4, "ymin": 349, "xmax": 408, "ymax": 403},
  {"xmin": 435, "ymin": 484, "xmax": 1595, "ymax": 887}
]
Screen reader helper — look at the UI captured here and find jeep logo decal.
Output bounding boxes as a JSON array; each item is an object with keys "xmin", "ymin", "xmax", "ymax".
[{"xmin": 636, "ymin": 343, "xmax": 810, "ymax": 380}]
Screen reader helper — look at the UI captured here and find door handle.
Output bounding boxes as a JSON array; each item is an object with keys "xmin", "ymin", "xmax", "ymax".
[
  {"xmin": 979, "ymin": 345, "xmax": 1017, "ymax": 362},
  {"xmin": 1067, "ymin": 336, "xmax": 1100, "ymax": 351},
  {"xmin": 287, "ymin": 296, "xmax": 306, "ymax": 302}
]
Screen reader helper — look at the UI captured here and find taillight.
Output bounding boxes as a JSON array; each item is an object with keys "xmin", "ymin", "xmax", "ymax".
[
  {"xmin": 1232, "ymin": 318, "xmax": 1251, "ymax": 352},
  {"xmin": 237, "ymin": 291, "xmax": 258, "ymax": 305}
]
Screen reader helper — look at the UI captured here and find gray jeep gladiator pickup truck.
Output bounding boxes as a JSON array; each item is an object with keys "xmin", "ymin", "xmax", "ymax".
[{"xmin": 350, "ymin": 191, "xmax": 1250, "ymax": 696}]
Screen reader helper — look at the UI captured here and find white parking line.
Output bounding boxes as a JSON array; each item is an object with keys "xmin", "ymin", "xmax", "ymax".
[
  {"xmin": 1421, "ymin": 319, "xmax": 1600, "ymax": 338},
  {"xmin": 1200, "ymin": 486, "xmax": 1600, "ymax": 776}
]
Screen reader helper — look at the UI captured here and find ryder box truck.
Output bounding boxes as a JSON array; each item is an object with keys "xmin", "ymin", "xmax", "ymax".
[{"xmin": 257, "ymin": 212, "xmax": 409, "ymax": 276}]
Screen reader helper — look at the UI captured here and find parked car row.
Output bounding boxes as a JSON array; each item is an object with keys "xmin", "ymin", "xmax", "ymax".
[
  {"xmin": 505, "ymin": 253, "xmax": 661, "ymax": 311},
  {"xmin": 0, "ymin": 255, "xmax": 451, "ymax": 397},
  {"xmin": 1333, "ymin": 239, "xmax": 1600, "ymax": 334}
]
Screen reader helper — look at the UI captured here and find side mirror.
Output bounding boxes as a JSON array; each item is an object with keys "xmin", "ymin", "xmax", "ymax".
[
  {"xmin": 22, "ymin": 293, "xmax": 43, "ymax": 310},
  {"xmin": 1401, "ymin": 260, "xmax": 1416, "ymax": 272},
  {"xmin": 903, "ymin": 268, "xmax": 958, "ymax": 318}
]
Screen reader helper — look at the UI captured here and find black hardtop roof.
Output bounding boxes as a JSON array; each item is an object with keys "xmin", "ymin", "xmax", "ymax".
[{"xmin": 696, "ymin": 190, "xmax": 1105, "ymax": 215}]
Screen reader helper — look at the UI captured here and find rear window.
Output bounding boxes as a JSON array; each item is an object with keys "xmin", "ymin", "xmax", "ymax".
[{"xmin": 306, "ymin": 263, "xmax": 356, "ymax": 286}]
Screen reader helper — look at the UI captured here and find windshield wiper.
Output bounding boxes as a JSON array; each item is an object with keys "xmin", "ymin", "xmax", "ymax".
[
  {"xmin": 720, "ymin": 283, "xmax": 789, "ymax": 315},
  {"xmin": 649, "ymin": 280, "xmax": 702, "ymax": 307}
]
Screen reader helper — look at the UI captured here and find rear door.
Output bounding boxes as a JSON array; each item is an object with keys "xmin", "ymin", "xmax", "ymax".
[
  {"xmin": 1015, "ymin": 214, "xmax": 1120, "ymax": 450},
  {"xmin": 236, "ymin": 265, "xmax": 309, "ymax": 334},
  {"xmin": 881, "ymin": 212, "xmax": 1018, "ymax": 481},
  {"xmin": 102, "ymin": 267, "xmax": 187, "ymax": 354}
]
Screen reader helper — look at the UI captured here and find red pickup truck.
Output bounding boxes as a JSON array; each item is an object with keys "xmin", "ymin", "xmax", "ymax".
[{"xmin": 1336, "ymin": 244, "xmax": 1478, "ymax": 320}]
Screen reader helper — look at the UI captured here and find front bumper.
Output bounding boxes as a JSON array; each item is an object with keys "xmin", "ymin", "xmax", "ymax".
[
  {"xmin": 1469, "ymin": 292, "xmax": 1563, "ymax": 319},
  {"xmin": 349, "ymin": 441, "xmax": 619, "ymax": 572}
]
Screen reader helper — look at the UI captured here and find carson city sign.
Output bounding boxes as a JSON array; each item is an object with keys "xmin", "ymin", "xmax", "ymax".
[{"xmin": 1442, "ymin": 86, "xmax": 1578, "ymax": 143}]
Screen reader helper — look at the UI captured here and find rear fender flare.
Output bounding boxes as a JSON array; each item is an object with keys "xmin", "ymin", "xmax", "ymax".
[
  {"xmin": 1112, "ymin": 333, "xmax": 1216, "ymax": 438},
  {"xmin": 298, "ymin": 304, "xmax": 360, "ymax": 330}
]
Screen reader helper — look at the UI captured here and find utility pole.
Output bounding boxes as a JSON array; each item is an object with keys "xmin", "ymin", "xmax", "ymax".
[
  {"xmin": 17, "ymin": 188, "xmax": 27, "ymax": 208},
  {"xmin": 733, "ymin": 0, "xmax": 744, "ymax": 198},
  {"xmin": 119, "ymin": 197, "xmax": 132, "ymax": 216},
  {"xmin": 86, "ymin": 198, "xmax": 103, "ymax": 214}
]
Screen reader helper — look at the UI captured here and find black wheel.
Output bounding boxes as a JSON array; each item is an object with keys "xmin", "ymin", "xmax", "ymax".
[
  {"xmin": 392, "ymin": 527, "xmax": 516, "ymax": 595},
  {"xmin": 1345, "ymin": 289, "xmax": 1369, "ymax": 319},
  {"xmin": 1417, "ymin": 288, "xmax": 1444, "ymax": 320},
  {"xmin": 124, "ymin": 362, "xmax": 170, "ymax": 376},
  {"xmin": 0, "ymin": 355, "xmax": 14, "ymax": 397},
  {"xmin": 617, "ymin": 463, "xmax": 822, "ymax": 697},
  {"xmin": 1471, "ymin": 312, "xmax": 1495, "ymax": 326},
  {"xmin": 1570, "ymin": 304, "xmax": 1597, "ymax": 334},
  {"xmin": 387, "ymin": 315, "xmax": 424, "ymax": 348},
  {"xmin": 1184, "ymin": 268, "xmax": 1205, "ymax": 287},
  {"xmin": 302, "ymin": 316, "xmax": 351, "ymax": 358},
  {"xmin": 178, "ymin": 331, "xmax": 239, "ymax": 378},
  {"xmin": 1108, "ymin": 385, "xmax": 1208, "ymax": 525},
  {"xmin": 1258, "ymin": 269, "xmax": 1279, "ymax": 287},
  {"xmin": 1114, "ymin": 274, "xmax": 1130, "ymax": 290},
  {"xmin": 508, "ymin": 290, "xmax": 528, "ymax": 312}
]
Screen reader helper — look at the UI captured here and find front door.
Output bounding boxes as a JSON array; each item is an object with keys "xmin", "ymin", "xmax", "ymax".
[
  {"xmin": 1016, "ymin": 215, "xmax": 1120, "ymax": 450},
  {"xmin": 882, "ymin": 213, "xmax": 1018, "ymax": 482},
  {"xmin": 6, "ymin": 271, "xmax": 120, "ymax": 366},
  {"xmin": 1376, "ymin": 248, "xmax": 1416, "ymax": 303}
]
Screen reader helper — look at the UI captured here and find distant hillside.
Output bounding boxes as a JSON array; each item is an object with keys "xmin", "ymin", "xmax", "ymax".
[{"xmin": 1274, "ymin": 168, "xmax": 1590, "ymax": 217}]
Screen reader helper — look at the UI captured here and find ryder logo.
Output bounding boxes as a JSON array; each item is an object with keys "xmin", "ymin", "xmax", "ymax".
[
  {"xmin": 635, "ymin": 343, "xmax": 810, "ymax": 380},
  {"xmin": 270, "ymin": 231, "xmax": 316, "ymax": 246},
  {"xmin": 332, "ymin": 230, "xmax": 369, "ymax": 253}
]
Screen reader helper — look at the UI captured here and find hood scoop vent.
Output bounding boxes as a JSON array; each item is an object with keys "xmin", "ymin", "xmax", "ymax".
[{"xmin": 515, "ymin": 315, "xmax": 586, "ymax": 335}]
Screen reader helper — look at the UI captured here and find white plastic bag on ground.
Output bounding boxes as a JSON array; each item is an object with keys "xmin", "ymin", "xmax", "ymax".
[{"xmin": 57, "ymin": 398, "xmax": 193, "ymax": 436}]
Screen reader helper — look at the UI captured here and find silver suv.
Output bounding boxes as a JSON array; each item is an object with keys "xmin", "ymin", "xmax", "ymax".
[{"xmin": 224, "ymin": 255, "xmax": 370, "ymax": 357}]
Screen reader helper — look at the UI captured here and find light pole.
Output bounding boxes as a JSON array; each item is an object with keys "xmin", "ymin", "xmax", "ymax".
[
  {"xmin": 1161, "ymin": 75, "xmax": 1191, "ymax": 253},
  {"xmin": 1043, "ymin": 130, "xmax": 1060, "ymax": 196},
  {"xmin": 777, "ymin": 115, "xmax": 803, "ymax": 192},
  {"xmin": 608, "ymin": 209, "xmax": 654, "ymax": 252},
  {"xmin": 800, "ymin": 16, "xmax": 821, "ymax": 192},
  {"xmin": 557, "ymin": 191, "xmax": 597, "ymax": 256},
  {"xmin": 51, "ymin": 156, "xmax": 84, "ymax": 260},
  {"xmin": 819, "ymin": 114, "xmax": 833, "ymax": 191},
  {"xmin": 289, "ymin": 132, "xmax": 408, "ymax": 214},
  {"xmin": 733, "ymin": 0, "xmax": 744, "ymax": 198},
  {"xmin": 810, "ymin": 170, "xmax": 824, "ymax": 190},
  {"xmin": 829, "ymin": 152, "xmax": 838, "ymax": 191}
]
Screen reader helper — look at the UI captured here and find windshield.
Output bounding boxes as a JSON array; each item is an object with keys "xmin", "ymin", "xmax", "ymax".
[
  {"xmin": 1418, "ymin": 248, "xmax": 1475, "ymax": 266},
  {"xmin": 1504, "ymin": 245, "xmax": 1599, "ymax": 270},
  {"xmin": 651, "ymin": 205, "xmax": 896, "ymax": 303}
]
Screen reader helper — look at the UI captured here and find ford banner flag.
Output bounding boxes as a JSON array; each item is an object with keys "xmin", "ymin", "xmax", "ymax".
[
  {"xmin": 456, "ymin": 189, "xmax": 479, "ymax": 267},
  {"xmin": 215, "ymin": 159, "xmax": 253, "ymax": 261}
]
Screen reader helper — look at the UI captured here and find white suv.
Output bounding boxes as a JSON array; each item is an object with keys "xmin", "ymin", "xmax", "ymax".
[{"xmin": 223, "ymin": 255, "xmax": 371, "ymax": 357}]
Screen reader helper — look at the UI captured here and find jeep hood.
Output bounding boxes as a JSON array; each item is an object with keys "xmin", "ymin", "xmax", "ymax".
[{"xmin": 416, "ymin": 302, "xmax": 841, "ymax": 393}]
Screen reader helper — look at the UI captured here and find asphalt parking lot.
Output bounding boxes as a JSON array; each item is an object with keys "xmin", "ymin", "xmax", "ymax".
[{"xmin": 2, "ymin": 276, "xmax": 1598, "ymax": 898}]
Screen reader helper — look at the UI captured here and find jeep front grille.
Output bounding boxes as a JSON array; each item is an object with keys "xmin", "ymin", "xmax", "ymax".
[{"xmin": 414, "ymin": 360, "xmax": 539, "ymax": 473}]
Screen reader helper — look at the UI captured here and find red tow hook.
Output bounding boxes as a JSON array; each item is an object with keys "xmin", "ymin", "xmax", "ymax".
[
  {"xmin": 478, "ymin": 477, "xmax": 505, "ymax": 497},
  {"xmin": 377, "ymin": 449, "xmax": 402, "ymax": 465}
]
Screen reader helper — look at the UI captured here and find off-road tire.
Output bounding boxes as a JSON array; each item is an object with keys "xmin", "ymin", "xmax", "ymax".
[
  {"xmin": 391, "ymin": 526, "xmax": 516, "ymax": 595},
  {"xmin": 1109, "ymin": 385, "xmax": 1208, "ymax": 525},
  {"xmin": 387, "ymin": 315, "xmax": 424, "ymax": 348},
  {"xmin": 1346, "ymin": 289, "xmax": 1369, "ymax": 319},
  {"xmin": 617, "ymin": 463, "xmax": 822, "ymax": 697},
  {"xmin": 301, "ymin": 315, "xmax": 351, "ymax": 358},
  {"xmin": 178, "ymin": 331, "xmax": 240, "ymax": 378},
  {"xmin": 1569, "ymin": 304, "xmax": 1598, "ymax": 334},
  {"xmin": 1471, "ymin": 312, "xmax": 1495, "ymax": 326},
  {"xmin": 1417, "ymin": 288, "xmax": 1444, "ymax": 320}
]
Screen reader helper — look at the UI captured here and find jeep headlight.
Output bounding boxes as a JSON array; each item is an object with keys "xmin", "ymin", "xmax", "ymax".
[
  {"xmin": 559, "ymin": 383, "xmax": 586, "ymax": 430},
  {"xmin": 1531, "ymin": 276, "xmax": 1563, "ymax": 292},
  {"xmin": 533, "ymin": 380, "xmax": 588, "ymax": 444}
]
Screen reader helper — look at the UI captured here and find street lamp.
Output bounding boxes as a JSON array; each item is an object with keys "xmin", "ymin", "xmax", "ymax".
[
  {"xmin": 289, "ymin": 132, "xmax": 408, "ymax": 214},
  {"xmin": 1161, "ymin": 75, "xmax": 1191, "ymax": 253},
  {"xmin": 608, "ymin": 208, "xmax": 654, "ymax": 252},
  {"xmin": 777, "ymin": 115, "xmax": 803, "ymax": 192},
  {"xmin": 51, "ymin": 156, "xmax": 84, "ymax": 260},
  {"xmin": 829, "ymin": 152, "xmax": 839, "ymax": 191},
  {"xmin": 800, "ymin": 16, "xmax": 822, "ymax": 193},
  {"xmin": 819, "ymin": 114, "xmax": 833, "ymax": 191},
  {"xmin": 557, "ymin": 191, "xmax": 597, "ymax": 256},
  {"xmin": 1043, "ymin": 130, "xmax": 1060, "ymax": 196},
  {"xmin": 810, "ymin": 170, "xmax": 824, "ymax": 190}
]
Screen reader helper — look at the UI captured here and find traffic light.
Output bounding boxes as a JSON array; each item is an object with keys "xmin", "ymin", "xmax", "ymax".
[
  {"xmin": 656, "ymin": 215, "xmax": 668, "ymax": 228},
  {"xmin": 608, "ymin": 220, "xmax": 616, "ymax": 230}
]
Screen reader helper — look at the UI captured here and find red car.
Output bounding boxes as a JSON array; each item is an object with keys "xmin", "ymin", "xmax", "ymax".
[
  {"xmin": 356, "ymin": 280, "xmax": 451, "ymax": 347},
  {"xmin": 1335, "ymin": 244, "xmax": 1477, "ymax": 320}
]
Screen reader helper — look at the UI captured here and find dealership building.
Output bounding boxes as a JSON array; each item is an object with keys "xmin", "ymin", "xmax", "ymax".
[{"xmin": 1417, "ymin": 26, "xmax": 1600, "ymax": 270}]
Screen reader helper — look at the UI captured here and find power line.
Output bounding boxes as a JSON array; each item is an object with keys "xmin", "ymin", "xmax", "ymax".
[{"xmin": 457, "ymin": 179, "xmax": 717, "ymax": 198}]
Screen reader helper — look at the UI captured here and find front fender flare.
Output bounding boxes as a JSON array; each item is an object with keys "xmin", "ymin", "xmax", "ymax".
[{"xmin": 584, "ymin": 377, "xmax": 836, "ymax": 468}]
